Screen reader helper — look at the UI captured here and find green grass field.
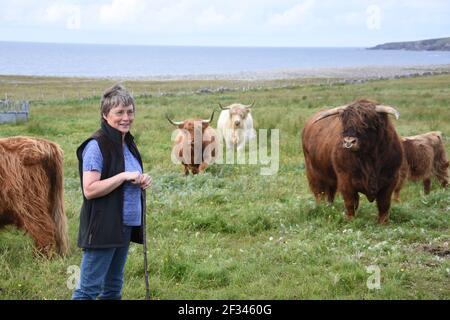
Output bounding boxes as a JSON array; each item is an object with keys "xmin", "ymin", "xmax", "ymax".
[{"xmin": 0, "ymin": 74, "xmax": 449, "ymax": 299}]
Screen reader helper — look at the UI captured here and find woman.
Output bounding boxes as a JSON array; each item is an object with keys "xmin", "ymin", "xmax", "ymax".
[{"xmin": 72, "ymin": 84, "xmax": 152, "ymax": 300}]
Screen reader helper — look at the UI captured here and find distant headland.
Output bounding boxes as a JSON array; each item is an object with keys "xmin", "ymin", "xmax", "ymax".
[{"xmin": 369, "ymin": 37, "xmax": 450, "ymax": 51}]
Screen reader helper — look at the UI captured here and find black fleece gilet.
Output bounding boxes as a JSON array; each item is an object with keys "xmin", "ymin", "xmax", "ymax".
[{"xmin": 76, "ymin": 121, "xmax": 145, "ymax": 248}]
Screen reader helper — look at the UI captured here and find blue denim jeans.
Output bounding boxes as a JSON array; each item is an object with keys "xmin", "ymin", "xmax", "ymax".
[{"xmin": 72, "ymin": 226, "xmax": 132, "ymax": 300}]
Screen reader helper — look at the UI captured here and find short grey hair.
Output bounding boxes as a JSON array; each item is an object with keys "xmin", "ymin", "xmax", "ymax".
[{"xmin": 100, "ymin": 83, "xmax": 135, "ymax": 121}]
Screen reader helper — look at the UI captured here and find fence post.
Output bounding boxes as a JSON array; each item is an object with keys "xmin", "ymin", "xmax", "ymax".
[{"xmin": 0, "ymin": 100, "xmax": 30, "ymax": 124}]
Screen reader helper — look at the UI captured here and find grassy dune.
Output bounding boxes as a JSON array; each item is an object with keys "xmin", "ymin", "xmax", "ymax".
[{"xmin": 0, "ymin": 74, "xmax": 449, "ymax": 299}]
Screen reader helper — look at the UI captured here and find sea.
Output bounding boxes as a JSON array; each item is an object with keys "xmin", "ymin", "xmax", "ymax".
[{"xmin": 1, "ymin": 41, "xmax": 450, "ymax": 78}]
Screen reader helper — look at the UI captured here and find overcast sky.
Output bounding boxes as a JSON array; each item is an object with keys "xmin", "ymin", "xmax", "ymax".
[{"xmin": 0, "ymin": 0, "xmax": 449, "ymax": 47}]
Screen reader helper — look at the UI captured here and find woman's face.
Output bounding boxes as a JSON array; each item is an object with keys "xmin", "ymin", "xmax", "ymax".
[{"xmin": 103, "ymin": 104, "xmax": 135, "ymax": 135}]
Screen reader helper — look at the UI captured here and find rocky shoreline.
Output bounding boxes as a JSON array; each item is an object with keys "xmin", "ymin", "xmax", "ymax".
[
  {"xmin": 129, "ymin": 64, "xmax": 450, "ymax": 97},
  {"xmin": 1, "ymin": 64, "xmax": 450, "ymax": 101}
]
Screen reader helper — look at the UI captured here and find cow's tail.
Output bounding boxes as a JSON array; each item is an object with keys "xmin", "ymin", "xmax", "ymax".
[{"xmin": 46, "ymin": 141, "xmax": 70, "ymax": 256}]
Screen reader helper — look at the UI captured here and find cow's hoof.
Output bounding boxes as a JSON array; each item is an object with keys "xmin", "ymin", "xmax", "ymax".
[
  {"xmin": 344, "ymin": 213, "xmax": 354, "ymax": 221},
  {"xmin": 392, "ymin": 198, "xmax": 401, "ymax": 203},
  {"xmin": 377, "ymin": 216, "xmax": 389, "ymax": 225}
]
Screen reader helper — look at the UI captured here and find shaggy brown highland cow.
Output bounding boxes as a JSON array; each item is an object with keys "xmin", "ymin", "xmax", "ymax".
[
  {"xmin": 0, "ymin": 136, "xmax": 69, "ymax": 256},
  {"xmin": 393, "ymin": 131, "xmax": 449, "ymax": 201},
  {"xmin": 167, "ymin": 112, "xmax": 219, "ymax": 175},
  {"xmin": 302, "ymin": 99, "xmax": 403, "ymax": 224}
]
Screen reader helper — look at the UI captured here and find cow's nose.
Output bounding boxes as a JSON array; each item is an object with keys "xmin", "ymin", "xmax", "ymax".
[
  {"xmin": 234, "ymin": 120, "xmax": 240, "ymax": 126},
  {"xmin": 343, "ymin": 137, "xmax": 358, "ymax": 149}
]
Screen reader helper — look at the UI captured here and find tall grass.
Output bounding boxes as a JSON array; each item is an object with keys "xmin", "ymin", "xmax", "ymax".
[{"xmin": 0, "ymin": 74, "xmax": 449, "ymax": 299}]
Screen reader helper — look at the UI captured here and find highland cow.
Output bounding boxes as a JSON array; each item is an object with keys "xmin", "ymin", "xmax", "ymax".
[
  {"xmin": 302, "ymin": 99, "xmax": 403, "ymax": 224},
  {"xmin": 167, "ymin": 112, "xmax": 219, "ymax": 175},
  {"xmin": 0, "ymin": 136, "xmax": 69, "ymax": 256},
  {"xmin": 393, "ymin": 131, "xmax": 449, "ymax": 201}
]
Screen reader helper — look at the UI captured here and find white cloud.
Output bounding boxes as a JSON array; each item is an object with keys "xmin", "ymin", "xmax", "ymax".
[
  {"xmin": 268, "ymin": 0, "xmax": 316, "ymax": 27},
  {"xmin": 366, "ymin": 4, "xmax": 381, "ymax": 31},
  {"xmin": 0, "ymin": 0, "xmax": 449, "ymax": 46},
  {"xmin": 99, "ymin": 0, "xmax": 145, "ymax": 25},
  {"xmin": 196, "ymin": 7, "xmax": 227, "ymax": 27},
  {"xmin": 341, "ymin": 12, "xmax": 362, "ymax": 26},
  {"xmin": 41, "ymin": 3, "xmax": 81, "ymax": 30},
  {"xmin": 95, "ymin": 1, "xmax": 250, "ymax": 32},
  {"xmin": 194, "ymin": 6, "xmax": 246, "ymax": 30}
]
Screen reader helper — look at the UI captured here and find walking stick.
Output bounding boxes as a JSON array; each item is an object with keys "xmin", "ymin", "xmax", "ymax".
[{"xmin": 143, "ymin": 190, "xmax": 150, "ymax": 300}]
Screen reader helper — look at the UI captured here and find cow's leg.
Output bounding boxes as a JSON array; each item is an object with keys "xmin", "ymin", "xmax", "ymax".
[
  {"xmin": 312, "ymin": 192, "xmax": 322, "ymax": 202},
  {"xmin": 306, "ymin": 175, "xmax": 324, "ymax": 203},
  {"xmin": 225, "ymin": 142, "xmax": 235, "ymax": 164},
  {"xmin": 342, "ymin": 191, "xmax": 358, "ymax": 220},
  {"xmin": 392, "ymin": 176, "xmax": 404, "ymax": 202},
  {"xmin": 236, "ymin": 144, "xmax": 245, "ymax": 164},
  {"xmin": 200, "ymin": 144, "xmax": 215, "ymax": 173},
  {"xmin": 183, "ymin": 164, "xmax": 189, "ymax": 175},
  {"xmin": 393, "ymin": 165, "xmax": 407, "ymax": 202},
  {"xmin": 392, "ymin": 189, "xmax": 400, "ymax": 202},
  {"xmin": 0, "ymin": 210, "xmax": 21, "ymax": 228},
  {"xmin": 438, "ymin": 161, "xmax": 449, "ymax": 188},
  {"xmin": 311, "ymin": 182, "xmax": 326, "ymax": 203},
  {"xmin": 198, "ymin": 162, "xmax": 208, "ymax": 173},
  {"xmin": 376, "ymin": 187, "xmax": 395, "ymax": 225},
  {"xmin": 21, "ymin": 209, "xmax": 56, "ymax": 257},
  {"xmin": 338, "ymin": 176, "xmax": 357, "ymax": 219},
  {"xmin": 436, "ymin": 170, "xmax": 449, "ymax": 188},
  {"xmin": 326, "ymin": 185, "xmax": 337, "ymax": 203},
  {"xmin": 423, "ymin": 178, "xmax": 431, "ymax": 195},
  {"xmin": 308, "ymin": 175, "xmax": 326, "ymax": 203},
  {"xmin": 353, "ymin": 193, "xmax": 360, "ymax": 211},
  {"xmin": 191, "ymin": 167, "xmax": 199, "ymax": 175}
]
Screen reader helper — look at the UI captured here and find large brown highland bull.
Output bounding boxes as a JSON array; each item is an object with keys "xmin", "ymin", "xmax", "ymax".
[
  {"xmin": 302, "ymin": 99, "xmax": 403, "ymax": 224},
  {"xmin": 393, "ymin": 131, "xmax": 449, "ymax": 201},
  {"xmin": 167, "ymin": 112, "xmax": 219, "ymax": 175},
  {"xmin": 0, "ymin": 136, "xmax": 69, "ymax": 256}
]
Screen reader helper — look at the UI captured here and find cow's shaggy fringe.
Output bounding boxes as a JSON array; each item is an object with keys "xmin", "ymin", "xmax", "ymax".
[
  {"xmin": 0, "ymin": 136, "xmax": 69, "ymax": 257},
  {"xmin": 340, "ymin": 99, "xmax": 382, "ymax": 137}
]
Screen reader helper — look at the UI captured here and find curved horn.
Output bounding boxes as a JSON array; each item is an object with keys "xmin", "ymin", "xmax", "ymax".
[
  {"xmin": 218, "ymin": 103, "xmax": 230, "ymax": 110},
  {"xmin": 313, "ymin": 105, "xmax": 347, "ymax": 123},
  {"xmin": 375, "ymin": 105, "xmax": 400, "ymax": 120},
  {"xmin": 166, "ymin": 114, "xmax": 183, "ymax": 126},
  {"xmin": 202, "ymin": 111, "xmax": 215, "ymax": 124},
  {"xmin": 247, "ymin": 100, "xmax": 256, "ymax": 109}
]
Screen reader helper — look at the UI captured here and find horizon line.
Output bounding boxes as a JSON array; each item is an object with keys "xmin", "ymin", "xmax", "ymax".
[{"xmin": 0, "ymin": 39, "xmax": 375, "ymax": 49}]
